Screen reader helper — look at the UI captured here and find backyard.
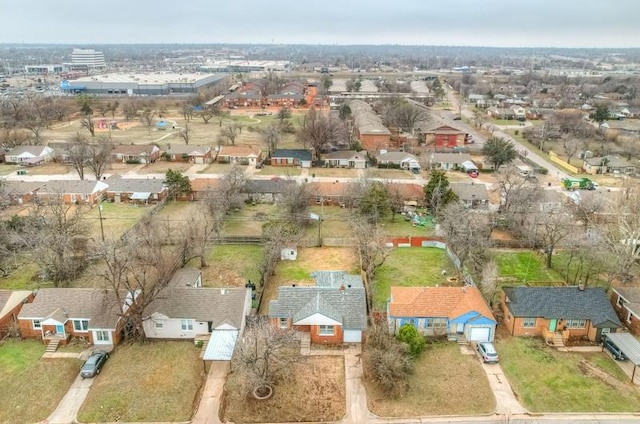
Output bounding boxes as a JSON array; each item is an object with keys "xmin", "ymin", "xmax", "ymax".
[
  {"xmin": 78, "ymin": 341, "xmax": 204, "ymax": 423},
  {"xmin": 222, "ymin": 355, "xmax": 345, "ymax": 423},
  {"xmin": 195, "ymin": 244, "xmax": 263, "ymax": 288},
  {"xmin": 0, "ymin": 340, "xmax": 81, "ymax": 424},
  {"xmin": 373, "ymin": 247, "xmax": 457, "ymax": 309},
  {"xmin": 83, "ymin": 201, "xmax": 150, "ymax": 241},
  {"xmin": 492, "ymin": 250, "xmax": 564, "ymax": 284},
  {"xmin": 497, "ymin": 337, "xmax": 640, "ymax": 412},
  {"xmin": 365, "ymin": 341, "xmax": 495, "ymax": 416}
]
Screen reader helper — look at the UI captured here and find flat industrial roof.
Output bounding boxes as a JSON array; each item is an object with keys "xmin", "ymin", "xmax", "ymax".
[{"xmin": 70, "ymin": 73, "xmax": 221, "ymax": 84}]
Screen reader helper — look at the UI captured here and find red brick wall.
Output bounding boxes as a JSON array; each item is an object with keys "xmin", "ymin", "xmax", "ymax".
[
  {"xmin": 309, "ymin": 325, "xmax": 343, "ymax": 344},
  {"xmin": 612, "ymin": 292, "xmax": 640, "ymax": 335},
  {"xmin": 385, "ymin": 236, "xmax": 446, "ymax": 247},
  {"xmin": 18, "ymin": 319, "xmax": 42, "ymax": 340}
]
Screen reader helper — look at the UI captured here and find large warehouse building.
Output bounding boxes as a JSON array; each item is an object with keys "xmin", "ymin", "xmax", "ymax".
[{"xmin": 60, "ymin": 72, "xmax": 228, "ymax": 95}]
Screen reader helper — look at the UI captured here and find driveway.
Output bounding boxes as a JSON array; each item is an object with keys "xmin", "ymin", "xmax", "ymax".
[
  {"xmin": 481, "ymin": 362, "xmax": 527, "ymax": 415},
  {"xmin": 191, "ymin": 361, "xmax": 229, "ymax": 424},
  {"xmin": 45, "ymin": 373, "xmax": 96, "ymax": 424}
]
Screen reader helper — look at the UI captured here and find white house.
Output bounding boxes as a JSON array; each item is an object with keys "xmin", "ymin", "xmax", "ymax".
[{"xmin": 5, "ymin": 146, "xmax": 54, "ymax": 165}]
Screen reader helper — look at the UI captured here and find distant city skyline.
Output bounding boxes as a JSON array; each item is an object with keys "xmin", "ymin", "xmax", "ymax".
[{"xmin": 0, "ymin": 0, "xmax": 638, "ymax": 48}]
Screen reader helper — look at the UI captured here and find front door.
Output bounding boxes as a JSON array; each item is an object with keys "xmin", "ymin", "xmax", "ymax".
[
  {"xmin": 456, "ymin": 323, "xmax": 464, "ymax": 334},
  {"xmin": 55, "ymin": 324, "xmax": 64, "ymax": 334},
  {"xmin": 549, "ymin": 319, "xmax": 557, "ymax": 332}
]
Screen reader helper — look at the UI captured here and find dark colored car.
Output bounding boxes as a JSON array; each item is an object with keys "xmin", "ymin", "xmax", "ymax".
[
  {"xmin": 477, "ymin": 342, "xmax": 499, "ymax": 363},
  {"xmin": 602, "ymin": 337, "xmax": 628, "ymax": 361},
  {"xmin": 81, "ymin": 351, "xmax": 109, "ymax": 378}
]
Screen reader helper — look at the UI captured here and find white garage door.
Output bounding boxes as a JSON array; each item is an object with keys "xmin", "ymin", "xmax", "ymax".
[
  {"xmin": 343, "ymin": 329, "xmax": 362, "ymax": 343},
  {"xmin": 469, "ymin": 327, "xmax": 490, "ymax": 342}
]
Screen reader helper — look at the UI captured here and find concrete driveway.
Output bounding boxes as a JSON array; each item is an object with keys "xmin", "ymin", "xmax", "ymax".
[
  {"xmin": 45, "ymin": 373, "xmax": 96, "ymax": 424},
  {"xmin": 191, "ymin": 361, "xmax": 229, "ymax": 424},
  {"xmin": 481, "ymin": 361, "xmax": 527, "ymax": 415}
]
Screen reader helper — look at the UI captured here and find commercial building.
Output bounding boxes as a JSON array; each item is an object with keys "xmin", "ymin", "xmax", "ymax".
[
  {"xmin": 198, "ymin": 60, "xmax": 290, "ymax": 73},
  {"xmin": 69, "ymin": 48, "xmax": 106, "ymax": 70},
  {"xmin": 60, "ymin": 72, "xmax": 228, "ymax": 95},
  {"xmin": 24, "ymin": 64, "xmax": 65, "ymax": 74}
]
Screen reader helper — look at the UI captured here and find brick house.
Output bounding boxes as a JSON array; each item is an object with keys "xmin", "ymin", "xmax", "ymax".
[
  {"xmin": 321, "ymin": 150, "xmax": 367, "ymax": 169},
  {"xmin": 111, "ymin": 144, "xmax": 160, "ymax": 164},
  {"xmin": 164, "ymin": 144, "xmax": 213, "ymax": 164},
  {"xmin": 5, "ymin": 145, "xmax": 54, "ymax": 165},
  {"xmin": 270, "ymin": 149, "xmax": 312, "ymax": 168},
  {"xmin": 0, "ymin": 290, "xmax": 34, "ymax": 337},
  {"xmin": 104, "ymin": 175, "xmax": 168, "ymax": 204},
  {"xmin": 18, "ymin": 288, "xmax": 135, "ymax": 346},
  {"xmin": 501, "ymin": 286, "xmax": 621, "ymax": 344},
  {"xmin": 37, "ymin": 180, "xmax": 109, "ymax": 205},
  {"xmin": 1, "ymin": 181, "xmax": 46, "ymax": 205},
  {"xmin": 349, "ymin": 100, "xmax": 392, "ymax": 152},
  {"xmin": 217, "ymin": 145, "xmax": 263, "ymax": 166},
  {"xmin": 307, "ymin": 181, "xmax": 359, "ymax": 207},
  {"xmin": 610, "ymin": 287, "xmax": 640, "ymax": 336},
  {"xmin": 268, "ymin": 271, "xmax": 367, "ymax": 344},
  {"xmin": 450, "ymin": 182, "xmax": 491, "ymax": 210},
  {"xmin": 424, "ymin": 125, "xmax": 467, "ymax": 150}
]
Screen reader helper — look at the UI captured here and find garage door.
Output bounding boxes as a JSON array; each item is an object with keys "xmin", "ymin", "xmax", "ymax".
[
  {"xmin": 343, "ymin": 330, "xmax": 362, "ymax": 343},
  {"xmin": 469, "ymin": 327, "xmax": 490, "ymax": 342}
]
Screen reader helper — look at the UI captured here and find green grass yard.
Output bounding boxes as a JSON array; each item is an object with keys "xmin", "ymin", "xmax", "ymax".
[
  {"xmin": 373, "ymin": 247, "xmax": 457, "ymax": 309},
  {"xmin": 493, "ymin": 250, "xmax": 564, "ymax": 284},
  {"xmin": 497, "ymin": 337, "xmax": 640, "ymax": 412},
  {"xmin": 0, "ymin": 340, "xmax": 82, "ymax": 424},
  {"xmin": 196, "ymin": 244, "xmax": 263, "ymax": 288}
]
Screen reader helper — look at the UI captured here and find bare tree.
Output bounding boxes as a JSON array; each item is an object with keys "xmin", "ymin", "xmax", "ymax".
[
  {"xmin": 181, "ymin": 104, "xmax": 194, "ymax": 123},
  {"xmin": 139, "ymin": 109, "xmax": 156, "ymax": 134},
  {"xmin": 281, "ymin": 181, "xmax": 312, "ymax": 227},
  {"xmin": 221, "ymin": 123, "xmax": 240, "ymax": 145},
  {"xmin": 65, "ymin": 133, "xmax": 89, "ymax": 180},
  {"xmin": 87, "ymin": 137, "xmax": 113, "ymax": 180},
  {"xmin": 561, "ymin": 231, "xmax": 609, "ymax": 286},
  {"xmin": 258, "ymin": 220, "xmax": 303, "ymax": 288},
  {"xmin": 385, "ymin": 183, "xmax": 406, "ymax": 222},
  {"xmin": 562, "ymin": 137, "xmax": 582, "ymax": 164},
  {"xmin": 525, "ymin": 203, "xmax": 574, "ymax": 269},
  {"xmin": 121, "ymin": 101, "xmax": 138, "ymax": 122},
  {"xmin": 81, "ymin": 115, "xmax": 96, "ymax": 137},
  {"xmin": 0, "ymin": 127, "xmax": 30, "ymax": 148},
  {"xmin": 199, "ymin": 108, "xmax": 214, "ymax": 124},
  {"xmin": 230, "ymin": 318, "xmax": 299, "ymax": 399},
  {"xmin": 261, "ymin": 123, "xmax": 281, "ymax": 157},
  {"xmin": 297, "ymin": 108, "xmax": 344, "ymax": 158},
  {"xmin": 479, "ymin": 260, "xmax": 499, "ymax": 307},
  {"xmin": 604, "ymin": 190, "xmax": 640, "ymax": 284},
  {"xmin": 350, "ymin": 216, "xmax": 392, "ymax": 311},
  {"xmin": 177, "ymin": 121, "xmax": 190, "ymax": 145},
  {"xmin": 180, "ymin": 208, "xmax": 216, "ymax": 268},
  {"xmin": 380, "ymin": 98, "xmax": 426, "ymax": 132}
]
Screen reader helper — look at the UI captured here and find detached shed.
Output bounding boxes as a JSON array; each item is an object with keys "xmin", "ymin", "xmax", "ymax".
[{"xmin": 281, "ymin": 246, "xmax": 298, "ymax": 261}]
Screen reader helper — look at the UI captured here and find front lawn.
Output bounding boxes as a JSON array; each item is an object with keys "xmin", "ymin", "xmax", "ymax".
[
  {"xmin": 497, "ymin": 337, "xmax": 640, "ymax": 412},
  {"xmin": 0, "ymin": 340, "xmax": 82, "ymax": 424},
  {"xmin": 365, "ymin": 341, "xmax": 495, "ymax": 416},
  {"xmin": 223, "ymin": 355, "xmax": 345, "ymax": 423},
  {"xmin": 373, "ymin": 248, "xmax": 457, "ymax": 309},
  {"xmin": 78, "ymin": 341, "xmax": 204, "ymax": 423}
]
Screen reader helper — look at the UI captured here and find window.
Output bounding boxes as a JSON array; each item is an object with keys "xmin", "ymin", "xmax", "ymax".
[
  {"xmin": 287, "ymin": 158, "xmax": 293, "ymax": 164},
  {"xmin": 565, "ymin": 319, "xmax": 586, "ymax": 328},
  {"xmin": 617, "ymin": 295, "xmax": 625, "ymax": 308},
  {"xmin": 155, "ymin": 321, "xmax": 164, "ymax": 329},
  {"xmin": 32, "ymin": 320, "xmax": 41, "ymax": 329},
  {"xmin": 319, "ymin": 325, "xmax": 334, "ymax": 336},
  {"xmin": 73, "ymin": 320, "xmax": 89, "ymax": 332},
  {"xmin": 181, "ymin": 319, "xmax": 193, "ymax": 331},
  {"xmin": 95, "ymin": 330, "xmax": 110, "ymax": 342},
  {"xmin": 279, "ymin": 318, "xmax": 288, "ymax": 329},
  {"xmin": 425, "ymin": 318, "xmax": 447, "ymax": 328},
  {"xmin": 628, "ymin": 312, "xmax": 634, "ymax": 324},
  {"xmin": 522, "ymin": 318, "xmax": 536, "ymax": 328}
]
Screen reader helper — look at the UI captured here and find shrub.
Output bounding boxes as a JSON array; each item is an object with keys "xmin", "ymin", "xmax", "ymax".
[{"xmin": 397, "ymin": 323, "xmax": 426, "ymax": 358}]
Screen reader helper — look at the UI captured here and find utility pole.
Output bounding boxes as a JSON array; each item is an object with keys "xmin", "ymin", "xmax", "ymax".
[{"xmin": 97, "ymin": 201, "xmax": 105, "ymax": 242}]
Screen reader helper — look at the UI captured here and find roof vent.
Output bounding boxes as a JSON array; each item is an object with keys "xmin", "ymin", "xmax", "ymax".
[{"xmin": 220, "ymin": 288, "xmax": 226, "ymax": 295}]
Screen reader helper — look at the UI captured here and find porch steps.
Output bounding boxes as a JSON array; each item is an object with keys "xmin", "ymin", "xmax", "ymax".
[
  {"xmin": 456, "ymin": 334, "xmax": 468, "ymax": 345},
  {"xmin": 46, "ymin": 339, "xmax": 60, "ymax": 353},
  {"xmin": 552, "ymin": 334, "xmax": 565, "ymax": 348}
]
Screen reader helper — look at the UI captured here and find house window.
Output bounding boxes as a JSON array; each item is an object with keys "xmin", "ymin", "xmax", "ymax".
[
  {"xmin": 617, "ymin": 295, "xmax": 625, "ymax": 308},
  {"xmin": 565, "ymin": 319, "xmax": 586, "ymax": 328},
  {"xmin": 426, "ymin": 318, "xmax": 447, "ymax": 328},
  {"xmin": 522, "ymin": 318, "xmax": 536, "ymax": 328},
  {"xmin": 181, "ymin": 319, "xmax": 194, "ymax": 331},
  {"xmin": 32, "ymin": 320, "xmax": 41, "ymax": 329},
  {"xmin": 319, "ymin": 325, "xmax": 334, "ymax": 336},
  {"xmin": 95, "ymin": 330, "xmax": 110, "ymax": 342},
  {"xmin": 628, "ymin": 312, "xmax": 634, "ymax": 324},
  {"xmin": 155, "ymin": 321, "xmax": 164, "ymax": 329},
  {"xmin": 287, "ymin": 158, "xmax": 294, "ymax": 164},
  {"xmin": 73, "ymin": 320, "xmax": 89, "ymax": 332},
  {"xmin": 279, "ymin": 318, "xmax": 288, "ymax": 329}
]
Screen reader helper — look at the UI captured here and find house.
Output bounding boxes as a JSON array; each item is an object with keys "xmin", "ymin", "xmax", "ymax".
[
  {"xmin": 37, "ymin": 180, "xmax": 109, "ymax": 205},
  {"xmin": 611, "ymin": 287, "xmax": 640, "ymax": 336},
  {"xmin": 0, "ymin": 290, "xmax": 34, "ymax": 337},
  {"xmin": 501, "ymin": 286, "xmax": 621, "ymax": 344},
  {"xmin": 164, "ymin": 144, "xmax": 212, "ymax": 164},
  {"xmin": 142, "ymin": 286, "xmax": 251, "ymax": 360},
  {"xmin": 18, "ymin": 288, "xmax": 134, "ymax": 346},
  {"xmin": 322, "ymin": 150, "xmax": 367, "ymax": 169},
  {"xmin": 168, "ymin": 267, "xmax": 202, "ymax": 288},
  {"xmin": 111, "ymin": 144, "xmax": 160, "ymax": 164},
  {"xmin": 5, "ymin": 145, "xmax": 54, "ymax": 165},
  {"xmin": 281, "ymin": 246, "xmax": 298, "ymax": 261},
  {"xmin": 349, "ymin": 100, "xmax": 392, "ymax": 152},
  {"xmin": 104, "ymin": 175, "xmax": 168, "ymax": 204},
  {"xmin": 376, "ymin": 151, "xmax": 421, "ymax": 171},
  {"xmin": 430, "ymin": 153, "xmax": 473, "ymax": 171},
  {"xmin": 583, "ymin": 155, "xmax": 638, "ymax": 176},
  {"xmin": 242, "ymin": 179, "xmax": 296, "ymax": 204},
  {"xmin": 223, "ymin": 82, "xmax": 263, "ymax": 108},
  {"xmin": 268, "ymin": 271, "xmax": 367, "ymax": 344},
  {"xmin": 511, "ymin": 106, "xmax": 526, "ymax": 120},
  {"xmin": 1, "ymin": 181, "xmax": 45, "ymax": 205},
  {"xmin": 385, "ymin": 183, "xmax": 427, "ymax": 209},
  {"xmin": 423, "ymin": 125, "xmax": 467, "ymax": 150},
  {"xmin": 306, "ymin": 181, "xmax": 360, "ymax": 207},
  {"xmin": 216, "ymin": 145, "xmax": 263, "ymax": 166},
  {"xmin": 270, "ymin": 149, "xmax": 312, "ymax": 168},
  {"xmin": 450, "ymin": 182, "xmax": 490, "ymax": 209},
  {"xmin": 387, "ymin": 286, "xmax": 497, "ymax": 342},
  {"xmin": 487, "ymin": 107, "xmax": 515, "ymax": 120}
]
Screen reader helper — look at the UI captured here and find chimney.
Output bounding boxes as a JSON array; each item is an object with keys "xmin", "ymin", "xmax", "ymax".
[
  {"xmin": 578, "ymin": 283, "xmax": 585, "ymax": 291},
  {"xmin": 340, "ymin": 284, "xmax": 345, "ymax": 294},
  {"xmin": 462, "ymin": 286, "xmax": 467, "ymax": 293},
  {"xmin": 220, "ymin": 288, "xmax": 226, "ymax": 295}
]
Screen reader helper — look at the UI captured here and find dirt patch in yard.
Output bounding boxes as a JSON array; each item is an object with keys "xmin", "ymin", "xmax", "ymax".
[
  {"xmin": 222, "ymin": 355, "xmax": 345, "ymax": 423},
  {"xmin": 578, "ymin": 359, "xmax": 630, "ymax": 392}
]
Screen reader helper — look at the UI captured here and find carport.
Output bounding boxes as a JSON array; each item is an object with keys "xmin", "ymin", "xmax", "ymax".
[{"xmin": 603, "ymin": 333, "xmax": 640, "ymax": 382}]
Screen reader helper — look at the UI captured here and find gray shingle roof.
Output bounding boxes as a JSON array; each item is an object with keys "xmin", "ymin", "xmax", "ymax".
[
  {"xmin": 145, "ymin": 287, "xmax": 248, "ymax": 329},
  {"xmin": 243, "ymin": 179, "xmax": 295, "ymax": 194},
  {"xmin": 272, "ymin": 149, "xmax": 312, "ymax": 161},
  {"xmin": 503, "ymin": 286, "xmax": 621, "ymax": 327},
  {"xmin": 311, "ymin": 271, "xmax": 363, "ymax": 289},
  {"xmin": 268, "ymin": 279, "xmax": 367, "ymax": 330},
  {"xmin": 168, "ymin": 267, "xmax": 202, "ymax": 288},
  {"xmin": 105, "ymin": 175, "xmax": 167, "ymax": 193},
  {"xmin": 613, "ymin": 287, "xmax": 640, "ymax": 316},
  {"xmin": 164, "ymin": 144, "xmax": 211, "ymax": 156},
  {"xmin": 18, "ymin": 288, "xmax": 128, "ymax": 330},
  {"xmin": 450, "ymin": 183, "xmax": 489, "ymax": 201}
]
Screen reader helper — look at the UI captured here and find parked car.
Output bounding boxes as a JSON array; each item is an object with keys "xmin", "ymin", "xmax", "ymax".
[
  {"xmin": 81, "ymin": 351, "xmax": 109, "ymax": 378},
  {"xmin": 477, "ymin": 342, "xmax": 499, "ymax": 363},
  {"xmin": 602, "ymin": 337, "xmax": 628, "ymax": 361}
]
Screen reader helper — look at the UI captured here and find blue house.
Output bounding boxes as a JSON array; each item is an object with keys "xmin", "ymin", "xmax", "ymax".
[{"xmin": 387, "ymin": 286, "xmax": 497, "ymax": 342}]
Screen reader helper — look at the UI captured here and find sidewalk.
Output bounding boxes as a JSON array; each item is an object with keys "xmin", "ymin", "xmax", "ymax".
[{"xmin": 191, "ymin": 361, "xmax": 229, "ymax": 424}]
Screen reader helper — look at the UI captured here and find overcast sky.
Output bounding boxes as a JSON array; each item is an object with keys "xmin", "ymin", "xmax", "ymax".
[{"xmin": 0, "ymin": 0, "xmax": 638, "ymax": 48}]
